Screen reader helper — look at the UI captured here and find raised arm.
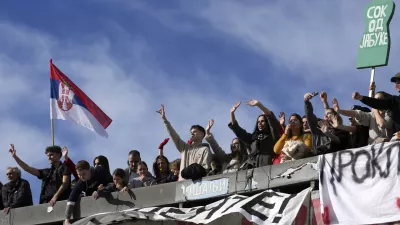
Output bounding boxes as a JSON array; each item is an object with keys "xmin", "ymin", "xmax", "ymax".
[
  {"xmin": 9, "ymin": 144, "xmax": 40, "ymax": 177},
  {"xmin": 62, "ymin": 147, "xmax": 78, "ymax": 180},
  {"xmin": 332, "ymin": 98, "xmax": 356, "ymax": 118},
  {"xmin": 372, "ymin": 109, "xmax": 387, "ymax": 129},
  {"xmin": 246, "ymin": 99, "xmax": 272, "ymax": 116},
  {"xmin": 157, "ymin": 104, "xmax": 187, "ymax": 152},
  {"xmin": 320, "ymin": 92, "xmax": 331, "ymax": 112},
  {"xmin": 230, "ymin": 101, "xmax": 241, "ymax": 125},
  {"xmin": 353, "ymin": 92, "xmax": 392, "ymax": 110},
  {"xmin": 158, "ymin": 138, "xmax": 169, "ymax": 156},
  {"xmin": 205, "ymin": 119, "xmax": 230, "ymax": 163}
]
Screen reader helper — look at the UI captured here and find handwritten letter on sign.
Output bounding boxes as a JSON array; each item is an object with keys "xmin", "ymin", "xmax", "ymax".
[{"xmin": 356, "ymin": 0, "xmax": 395, "ymax": 69}]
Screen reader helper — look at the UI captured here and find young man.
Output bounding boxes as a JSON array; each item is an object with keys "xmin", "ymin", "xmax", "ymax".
[
  {"xmin": 1, "ymin": 167, "xmax": 33, "ymax": 213},
  {"xmin": 353, "ymin": 72, "xmax": 400, "ymax": 136},
  {"xmin": 9, "ymin": 144, "xmax": 71, "ymax": 205},
  {"xmin": 157, "ymin": 104, "xmax": 212, "ymax": 180},
  {"xmin": 64, "ymin": 160, "xmax": 109, "ymax": 225}
]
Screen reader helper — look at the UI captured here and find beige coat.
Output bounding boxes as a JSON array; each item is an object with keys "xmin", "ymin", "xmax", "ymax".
[{"xmin": 164, "ymin": 120, "xmax": 212, "ymax": 180}]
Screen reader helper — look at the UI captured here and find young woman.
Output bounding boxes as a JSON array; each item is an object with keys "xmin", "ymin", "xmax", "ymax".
[
  {"xmin": 98, "ymin": 168, "xmax": 129, "ymax": 195},
  {"xmin": 93, "ymin": 155, "xmax": 113, "ymax": 183},
  {"xmin": 205, "ymin": 119, "xmax": 248, "ymax": 173},
  {"xmin": 273, "ymin": 113, "xmax": 312, "ymax": 157},
  {"xmin": 153, "ymin": 155, "xmax": 178, "ymax": 184},
  {"xmin": 134, "ymin": 162, "xmax": 156, "ymax": 187},
  {"xmin": 228, "ymin": 100, "xmax": 281, "ymax": 167}
]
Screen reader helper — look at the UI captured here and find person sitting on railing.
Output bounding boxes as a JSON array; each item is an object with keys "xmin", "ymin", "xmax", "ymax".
[
  {"xmin": 133, "ymin": 161, "xmax": 156, "ymax": 187},
  {"xmin": 170, "ymin": 159, "xmax": 180, "ymax": 178},
  {"xmin": 304, "ymin": 93, "xmax": 349, "ymax": 155},
  {"xmin": 228, "ymin": 100, "xmax": 281, "ymax": 168},
  {"xmin": 64, "ymin": 160, "xmax": 110, "ymax": 225},
  {"xmin": 352, "ymin": 73, "xmax": 400, "ymax": 140},
  {"xmin": 1, "ymin": 167, "xmax": 33, "ymax": 214},
  {"xmin": 273, "ymin": 113, "xmax": 312, "ymax": 161},
  {"xmin": 157, "ymin": 104, "xmax": 212, "ymax": 180},
  {"xmin": 153, "ymin": 138, "xmax": 178, "ymax": 184},
  {"xmin": 8, "ymin": 144, "xmax": 71, "ymax": 206},
  {"xmin": 204, "ymin": 119, "xmax": 248, "ymax": 173},
  {"xmin": 333, "ymin": 95, "xmax": 392, "ymax": 145},
  {"xmin": 97, "ymin": 168, "xmax": 129, "ymax": 196}
]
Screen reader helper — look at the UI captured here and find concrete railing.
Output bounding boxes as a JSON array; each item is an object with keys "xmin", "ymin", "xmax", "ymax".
[{"xmin": 0, "ymin": 156, "xmax": 318, "ymax": 225}]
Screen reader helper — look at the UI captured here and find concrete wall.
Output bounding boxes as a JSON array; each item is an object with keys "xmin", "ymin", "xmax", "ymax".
[{"xmin": 0, "ymin": 157, "xmax": 318, "ymax": 225}]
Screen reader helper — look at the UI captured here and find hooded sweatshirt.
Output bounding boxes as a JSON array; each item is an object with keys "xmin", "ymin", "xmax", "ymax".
[
  {"xmin": 228, "ymin": 113, "xmax": 281, "ymax": 167},
  {"xmin": 164, "ymin": 120, "xmax": 212, "ymax": 180}
]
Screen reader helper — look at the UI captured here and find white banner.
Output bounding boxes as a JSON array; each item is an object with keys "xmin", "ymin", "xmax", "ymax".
[
  {"xmin": 319, "ymin": 141, "xmax": 400, "ymax": 225},
  {"xmin": 74, "ymin": 187, "xmax": 311, "ymax": 225}
]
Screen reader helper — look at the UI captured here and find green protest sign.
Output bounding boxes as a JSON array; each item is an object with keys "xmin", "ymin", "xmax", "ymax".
[{"xmin": 356, "ymin": 0, "xmax": 395, "ymax": 69}]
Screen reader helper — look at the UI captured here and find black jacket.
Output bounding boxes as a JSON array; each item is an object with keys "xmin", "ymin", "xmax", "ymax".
[
  {"xmin": 1, "ymin": 179, "xmax": 33, "ymax": 209},
  {"xmin": 361, "ymin": 95, "xmax": 400, "ymax": 133}
]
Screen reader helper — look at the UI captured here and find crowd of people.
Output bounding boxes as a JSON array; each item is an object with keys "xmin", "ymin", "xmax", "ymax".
[{"xmin": 1, "ymin": 73, "xmax": 400, "ymax": 224}]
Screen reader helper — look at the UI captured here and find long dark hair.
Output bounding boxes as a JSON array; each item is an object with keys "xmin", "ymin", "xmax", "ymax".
[
  {"xmin": 93, "ymin": 155, "xmax": 112, "ymax": 177},
  {"xmin": 287, "ymin": 113, "xmax": 304, "ymax": 139},
  {"xmin": 153, "ymin": 155, "xmax": 171, "ymax": 180},
  {"xmin": 230, "ymin": 138, "xmax": 247, "ymax": 165}
]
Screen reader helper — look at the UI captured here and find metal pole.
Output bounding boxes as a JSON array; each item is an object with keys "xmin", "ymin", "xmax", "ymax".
[
  {"xmin": 51, "ymin": 119, "xmax": 55, "ymax": 145},
  {"xmin": 369, "ymin": 67, "xmax": 376, "ymax": 97}
]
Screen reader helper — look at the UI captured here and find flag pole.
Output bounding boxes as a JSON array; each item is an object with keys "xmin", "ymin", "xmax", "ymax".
[
  {"xmin": 369, "ymin": 67, "xmax": 375, "ymax": 97},
  {"xmin": 50, "ymin": 59, "xmax": 55, "ymax": 145},
  {"xmin": 51, "ymin": 119, "xmax": 55, "ymax": 145}
]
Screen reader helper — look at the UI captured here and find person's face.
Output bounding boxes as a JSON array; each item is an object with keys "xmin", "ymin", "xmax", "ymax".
[
  {"xmin": 324, "ymin": 109, "xmax": 334, "ymax": 123},
  {"xmin": 46, "ymin": 152, "xmax": 60, "ymax": 165},
  {"xmin": 94, "ymin": 158, "xmax": 102, "ymax": 168},
  {"xmin": 257, "ymin": 116, "xmax": 266, "ymax": 131},
  {"xmin": 302, "ymin": 118, "xmax": 309, "ymax": 130},
  {"xmin": 211, "ymin": 161, "xmax": 217, "ymax": 170},
  {"xmin": 157, "ymin": 158, "xmax": 168, "ymax": 172},
  {"xmin": 128, "ymin": 154, "xmax": 140, "ymax": 169},
  {"xmin": 374, "ymin": 93, "xmax": 385, "ymax": 100},
  {"xmin": 288, "ymin": 116, "xmax": 301, "ymax": 129},
  {"xmin": 77, "ymin": 169, "xmax": 91, "ymax": 182},
  {"xmin": 231, "ymin": 139, "xmax": 240, "ymax": 153},
  {"xmin": 113, "ymin": 175, "xmax": 124, "ymax": 186},
  {"xmin": 190, "ymin": 128, "xmax": 204, "ymax": 143},
  {"xmin": 393, "ymin": 80, "xmax": 400, "ymax": 92},
  {"xmin": 6, "ymin": 169, "xmax": 18, "ymax": 183},
  {"xmin": 137, "ymin": 165, "xmax": 147, "ymax": 177}
]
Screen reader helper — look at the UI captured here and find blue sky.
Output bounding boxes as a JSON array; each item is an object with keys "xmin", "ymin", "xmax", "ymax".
[{"xmin": 0, "ymin": 0, "xmax": 400, "ymax": 204}]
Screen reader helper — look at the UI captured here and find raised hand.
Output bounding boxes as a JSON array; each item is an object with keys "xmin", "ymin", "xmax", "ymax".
[
  {"xmin": 246, "ymin": 99, "xmax": 260, "ymax": 107},
  {"xmin": 304, "ymin": 93, "xmax": 313, "ymax": 102},
  {"xmin": 9, "ymin": 144, "xmax": 16, "ymax": 157},
  {"xmin": 206, "ymin": 119, "xmax": 214, "ymax": 136},
  {"xmin": 318, "ymin": 120, "xmax": 330, "ymax": 133},
  {"xmin": 92, "ymin": 191, "xmax": 99, "ymax": 200},
  {"xmin": 62, "ymin": 146, "xmax": 69, "ymax": 160},
  {"xmin": 320, "ymin": 91, "xmax": 327, "ymax": 102},
  {"xmin": 284, "ymin": 123, "xmax": 291, "ymax": 135},
  {"xmin": 331, "ymin": 98, "xmax": 340, "ymax": 112},
  {"xmin": 158, "ymin": 138, "xmax": 170, "ymax": 150},
  {"xmin": 98, "ymin": 184, "xmax": 104, "ymax": 191},
  {"xmin": 156, "ymin": 104, "xmax": 167, "ymax": 120},
  {"xmin": 279, "ymin": 112, "xmax": 285, "ymax": 125},
  {"xmin": 230, "ymin": 101, "xmax": 241, "ymax": 114},
  {"xmin": 369, "ymin": 82, "xmax": 376, "ymax": 91},
  {"xmin": 352, "ymin": 92, "xmax": 363, "ymax": 101}
]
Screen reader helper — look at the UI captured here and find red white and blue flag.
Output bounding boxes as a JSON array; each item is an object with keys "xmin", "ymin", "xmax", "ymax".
[{"xmin": 50, "ymin": 59, "xmax": 112, "ymax": 137}]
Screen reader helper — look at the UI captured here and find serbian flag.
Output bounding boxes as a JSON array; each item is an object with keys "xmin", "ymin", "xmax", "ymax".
[{"xmin": 50, "ymin": 59, "xmax": 112, "ymax": 137}]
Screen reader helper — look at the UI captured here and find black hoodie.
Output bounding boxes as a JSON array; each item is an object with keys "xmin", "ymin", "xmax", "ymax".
[{"xmin": 228, "ymin": 113, "xmax": 281, "ymax": 167}]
